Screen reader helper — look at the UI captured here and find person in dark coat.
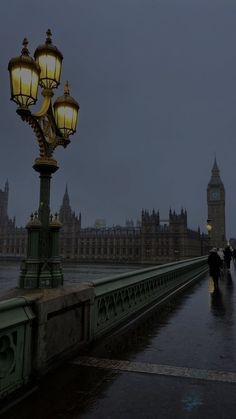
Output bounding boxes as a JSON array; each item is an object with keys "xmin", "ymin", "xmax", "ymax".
[
  {"xmin": 232, "ymin": 249, "xmax": 236, "ymax": 264},
  {"xmin": 224, "ymin": 245, "xmax": 232, "ymax": 270},
  {"xmin": 208, "ymin": 248, "xmax": 222, "ymax": 289}
]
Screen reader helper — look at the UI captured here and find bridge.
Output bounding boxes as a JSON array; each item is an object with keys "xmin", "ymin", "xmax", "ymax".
[{"xmin": 1, "ymin": 257, "xmax": 236, "ymax": 418}]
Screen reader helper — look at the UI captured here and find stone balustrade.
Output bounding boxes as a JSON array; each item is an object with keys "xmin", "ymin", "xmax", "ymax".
[{"xmin": 0, "ymin": 297, "xmax": 35, "ymax": 400}]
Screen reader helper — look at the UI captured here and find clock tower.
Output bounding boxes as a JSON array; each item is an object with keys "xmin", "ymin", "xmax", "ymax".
[{"xmin": 207, "ymin": 158, "xmax": 226, "ymax": 248}]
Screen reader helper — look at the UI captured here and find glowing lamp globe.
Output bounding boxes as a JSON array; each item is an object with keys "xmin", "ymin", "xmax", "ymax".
[
  {"xmin": 53, "ymin": 82, "xmax": 79, "ymax": 137},
  {"xmin": 34, "ymin": 29, "xmax": 63, "ymax": 90},
  {"xmin": 206, "ymin": 224, "xmax": 212, "ymax": 232},
  {"xmin": 8, "ymin": 38, "xmax": 40, "ymax": 108}
]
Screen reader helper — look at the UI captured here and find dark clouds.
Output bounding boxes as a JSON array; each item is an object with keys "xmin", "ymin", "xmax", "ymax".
[{"xmin": 1, "ymin": 0, "xmax": 236, "ymax": 238}]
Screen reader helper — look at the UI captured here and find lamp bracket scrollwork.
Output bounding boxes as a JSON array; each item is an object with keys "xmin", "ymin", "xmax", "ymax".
[{"xmin": 16, "ymin": 92, "xmax": 70, "ymax": 159}]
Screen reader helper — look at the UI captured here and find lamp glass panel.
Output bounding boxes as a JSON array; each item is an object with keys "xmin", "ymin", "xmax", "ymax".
[
  {"xmin": 11, "ymin": 67, "xmax": 21, "ymax": 96},
  {"xmin": 31, "ymin": 70, "xmax": 39, "ymax": 99},
  {"xmin": 37, "ymin": 53, "xmax": 62, "ymax": 88},
  {"xmin": 55, "ymin": 105, "xmax": 78, "ymax": 135},
  {"xmin": 55, "ymin": 57, "xmax": 61, "ymax": 84},
  {"xmin": 11, "ymin": 66, "xmax": 39, "ymax": 106}
]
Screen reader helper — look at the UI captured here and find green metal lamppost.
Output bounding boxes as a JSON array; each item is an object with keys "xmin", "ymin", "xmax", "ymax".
[{"xmin": 8, "ymin": 30, "xmax": 80, "ymax": 288}]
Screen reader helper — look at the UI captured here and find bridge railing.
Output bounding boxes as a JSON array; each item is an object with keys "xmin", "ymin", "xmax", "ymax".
[
  {"xmin": 90, "ymin": 256, "xmax": 208, "ymax": 338},
  {"xmin": 0, "ymin": 297, "xmax": 35, "ymax": 400},
  {"xmin": 0, "ymin": 256, "xmax": 208, "ymax": 401}
]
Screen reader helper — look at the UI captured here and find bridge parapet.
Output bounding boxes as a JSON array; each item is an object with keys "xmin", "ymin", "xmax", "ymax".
[
  {"xmin": 0, "ymin": 257, "xmax": 207, "ymax": 401},
  {"xmin": 0, "ymin": 297, "xmax": 35, "ymax": 400},
  {"xmin": 91, "ymin": 256, "xmax": 207, "ymax": 338}
]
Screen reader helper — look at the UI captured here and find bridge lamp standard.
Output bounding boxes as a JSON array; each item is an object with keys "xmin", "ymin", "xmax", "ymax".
[
  {"xmin": 206, "ymin": 219, "xmax": 212, "ymax": 252},
  {"xmin": 8, "ymin": 30, "xmax": 80, "ymax": 289}
]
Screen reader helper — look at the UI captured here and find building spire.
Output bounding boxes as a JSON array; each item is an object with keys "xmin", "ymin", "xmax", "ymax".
[
  {"xmin": 212, "ymin": 156, "xmax": 219, "ymax": 174},
  {"xmin": 59, "ymin": 184, "xmax": 72, "ymax": 223},
  {"xmin": 208, "ymin": 157, "xmax": 222, "ymax": 186},
  {"xmin": 63, "ymin": 184, "xmax": 70, "ymax": 205}
]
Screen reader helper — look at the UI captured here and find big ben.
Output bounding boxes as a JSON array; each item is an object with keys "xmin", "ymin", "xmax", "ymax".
[{"xmin": 207, "ymin": 158, "xmax": 226, "ymax": 248}]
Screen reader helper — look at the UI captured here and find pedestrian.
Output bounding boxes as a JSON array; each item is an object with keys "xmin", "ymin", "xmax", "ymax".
[
  {"xmin": 217, "ymin": 247, "xmax": 224, "ymax": 277},
  {"xmin": 232, "ymin": 248, "xmax": 236, "ymax": 264},
  {"xmin": 224, "ymin": 245, "xmax": 232, "ymax": 271},
  {"xmin": 217, "ymin": 247, "xmax": 224, "ymax": 262},
  {"xmin": 208, "ymin": 248, "xmax": 222, "ymax": 289}
]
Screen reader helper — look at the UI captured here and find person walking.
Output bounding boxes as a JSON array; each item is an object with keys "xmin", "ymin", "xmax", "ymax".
[
  {"xmin": 208, "ymin": 248, "xmax": 222, "ymax": 289},
  {"xmin": 232, "ymin": 248, "xmax": 236, "ymax": 266},
  {"xmin": 217, "ymin": 248, "xmax": 224, "ymax": 277},
  {"xmin": 224, "ymin": 245, "xmax": 232, "ymax": 271}
]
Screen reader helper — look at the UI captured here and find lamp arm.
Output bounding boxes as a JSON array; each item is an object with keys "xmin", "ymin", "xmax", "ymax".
[
  {"xmin": 17, "ymin": 108, "xmax": 53, "ymax": 158},
  {"xmin": 33, "ymin": 94, "xmax": 51, "ymax": 118},
  {"xmin": 17, "ymin": 98, "xmax": 70, "ymax": 159},
  {"xmin": 33, "ymin": 90, "xmax": 69, "ymax": 152}
]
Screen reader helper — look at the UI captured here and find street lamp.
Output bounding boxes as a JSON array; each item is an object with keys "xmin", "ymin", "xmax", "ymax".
[
  {"xmin": 206, "ymin": 219, "xmax": 212, "ymax": 252},
  {"xmin": 8, "ymin": 30, "xmax": 80, "ymax": 288}
]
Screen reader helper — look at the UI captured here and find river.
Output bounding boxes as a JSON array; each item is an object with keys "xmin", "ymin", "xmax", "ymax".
[{"xmin": 0, "ymin": 261, "xmax": 143, "ymax": 290}]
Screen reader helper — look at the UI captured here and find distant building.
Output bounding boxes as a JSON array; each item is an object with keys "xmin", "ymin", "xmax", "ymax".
[
  {"xmin": 57, "ymin": 187, "xmax": 208, "ymax": 263},
  {"xmin": 125, "ymin": 219, "xmax": 134, "ymax": 228},
  {"xmin": 0, "ymin": 181, "xmax": 26, "ymax": 256},
  {"xmin": 207, "ymin": 158, "xmax": 226, "ymax": 248},
  {"xmin": 59, "ymin": 185, "xmax": 81, "ymax": 260},
  {"xmin": 94, "ymin": 219, "xmax": 106, "ymax": 229},
  {"xmin": 0, "ymin": 182, "xmax": 209, "ymax": 263}
]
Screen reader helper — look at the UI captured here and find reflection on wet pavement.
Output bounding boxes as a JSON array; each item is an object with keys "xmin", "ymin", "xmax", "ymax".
[{"xmin": 84, "ymin": 269, "xmax": 236, "ymax": 372}]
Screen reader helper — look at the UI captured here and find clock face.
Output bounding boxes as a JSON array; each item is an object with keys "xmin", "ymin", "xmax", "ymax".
[{"xmin": 211, "ymin": 190, "xmax": 220, "ymax": 200}]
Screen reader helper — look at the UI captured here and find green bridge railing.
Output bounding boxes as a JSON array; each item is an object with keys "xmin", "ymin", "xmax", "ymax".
[
  {"xmin": 90, "ymin": 256, "xmax": 208, "ymax": 338},
  {"xmin": 0, "ymin": 256, "xmax": 208, "ymax": 401}
]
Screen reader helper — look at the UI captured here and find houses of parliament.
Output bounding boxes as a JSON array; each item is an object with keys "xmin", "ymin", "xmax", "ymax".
[{"xmin": 0, "ymin": 160, "xmax": 226, "ymax": 264}]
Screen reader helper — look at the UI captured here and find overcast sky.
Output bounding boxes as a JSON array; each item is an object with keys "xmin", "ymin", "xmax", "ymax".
[{"xmin": 1, "ymin": 0, "xmax": 236, "ymax": 237}]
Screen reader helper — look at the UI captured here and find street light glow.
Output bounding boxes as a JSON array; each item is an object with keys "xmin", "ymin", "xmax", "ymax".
[
  {"xmin": 34, "ymin": 29, "xmax": 63, "ymax": 90},
  {"xmin": 206, "ymin": 224, "xmax": 212, "ymax": 232},
  {"xmin": 8, "ymin": 38, "xmax": 40, "ymax": 108}
]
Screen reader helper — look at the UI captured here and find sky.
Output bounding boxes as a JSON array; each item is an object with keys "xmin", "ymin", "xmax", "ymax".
[{"xmin": 1, "ymin": 0, "xmax": 236, "ymax": 238}]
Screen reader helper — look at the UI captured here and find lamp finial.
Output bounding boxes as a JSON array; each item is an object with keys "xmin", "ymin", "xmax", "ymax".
[
  {"xmin": 64, "ymin": 80, "xmax": 70, "ymax": 95},
  {"xmin": 21, "ymin": 38, "xmax": 29, "ymax": 56},
  {"xmin": 46, "ymin": 29, "xmax": 52, "ymax": 44}
]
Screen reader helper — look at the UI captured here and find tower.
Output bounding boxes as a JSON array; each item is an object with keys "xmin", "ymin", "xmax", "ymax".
[
  {"xmin": 59, "ymin": 184, "xmax": 72, "ymax": 224},
  {"xmin": 59, "ymin": 185, "xmax": 81, "ymax": 259},
  {"xmin": 0, "ymin": 180, "xmax": 9, "ymax": 222},
  {"xmin": 207, "ymin": 158, "xmax": 226, "ymax": 247}
]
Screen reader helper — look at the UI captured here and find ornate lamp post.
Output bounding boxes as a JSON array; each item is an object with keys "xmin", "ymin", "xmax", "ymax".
[
  {"xmin": 8, "ymin": 30, "xmax": 80, "ymax": 288},
  {"xmin": 206, "ymin": 218, "xmax": 212, "ymax": 252}
]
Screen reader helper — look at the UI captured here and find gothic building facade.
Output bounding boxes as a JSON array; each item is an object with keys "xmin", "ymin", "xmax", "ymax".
[
  {"xmin": 58, "ymin": 188, "xmax": 207, "ymax": 264},
  {"xmin": 0, "ymin": 181, "xmax": 26, "ymax": 256},
  {"xmin": 0, "ymin": 179, "xmax": 209, "ymax": 264},
  {"xmin": 207, "ymin": 158, "xmax": 226, "ymax": 248}
]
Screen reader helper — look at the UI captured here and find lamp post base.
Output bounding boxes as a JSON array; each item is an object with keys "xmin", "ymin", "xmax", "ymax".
[
  {"xmin": 18, "ymin": 161, "xmax": 64, "ymax": 289},
  {"xmin": 19, "ymin": 258, "xmax": 63, "ymax": 289}
]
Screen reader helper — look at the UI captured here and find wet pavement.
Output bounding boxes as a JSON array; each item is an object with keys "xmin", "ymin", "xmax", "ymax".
[{"xmin": 2, "ymin": 265, "xmax": 236, "ymax": 418}]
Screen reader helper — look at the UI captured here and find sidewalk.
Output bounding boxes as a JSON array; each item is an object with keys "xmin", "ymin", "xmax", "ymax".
[{"xmin": 2, "ymin": 269, "xmax": 236, "ymax": 418}]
